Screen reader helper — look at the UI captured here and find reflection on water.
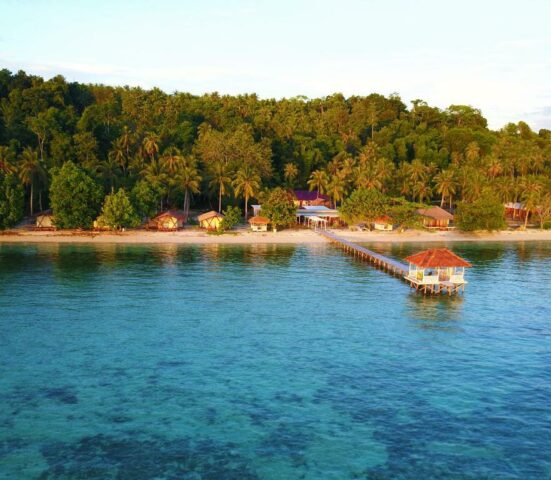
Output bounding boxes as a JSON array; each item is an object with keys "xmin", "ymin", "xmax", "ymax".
[{"xmin": 0, "ymin": 242, "xmax": 550, "ymax": 479}]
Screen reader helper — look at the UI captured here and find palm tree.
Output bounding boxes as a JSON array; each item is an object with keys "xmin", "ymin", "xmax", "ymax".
[
  {"xmin": 327, "ymin": 173, "xmax": 346, "ymax": 208},
  {"xmin": 142, "ymin": 132, "xmax": 160, "ymax": 163},
  {"xmin": 465, "ymin": 142, "xmax": 480, "ymax": 164},
  {"xmin": 412, "ymin": 181, "xmax": 432, "ymax": 204},
  {"xmin": 354, "ymin": 164, "xmax": 383, "ymax": 191},
  {"xmin": 283, "ymin": 163, "xmax": 299, "ymax": 187},
  {"xmin": 178, "ymin": 164, "xmax": 202, "ymax": 219},
  {"xmin": 18, "ymin": 147, "xmax": 46, "ymax": 216},
  {"xmin": 307, "ymin": 169, "xmax": 328, "ymax": 197},
  {"xmin": 520, "ymin": 178, "xmax": 543, "ymax": 229},
  {"xmin": 0, "ymin": 146, "xmax": 15, "ymax": 174},
  {"xmin": 233, "ymin": 164, "xmax": 261, "ymax": 219},
  {"xmin": 433, "ymin": 168, "xmax": 457, "ymax": 208},
  {"xmin": 141, "ymin": 158, "xmax": 168, "ymax": 210},
  {"xmin": 375, "ymin": 157, "xmax": 395, "ymax": 192},
  {"xmin": 100, "ymin": 154, "xmax": 122, "ymax": 191},
  {"xmin": 161, "ymin": 146, "xmax": 183, "ymax": 175},
  {"xmin": 208, "ymin": 161, "xmax": 232, "ymax": 212},
  {"xmin": 111, "ymin": 137, "xmax": 128, "ymax": 175}
]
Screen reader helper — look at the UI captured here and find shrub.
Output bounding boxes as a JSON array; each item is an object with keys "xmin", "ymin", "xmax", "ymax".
[
  {"xmin": 220, "ymin": 205, "xmax": 241, "ymax": 231},
  {"xmin": 455, "ymin": 192, "xmax": 506, "ymax": 231},
  {"xmin": 0, "ymin": 173, "xmax": 24, "ymax": 229},
  {"xmin": 98, "ymin": 188, "xmax": 140, "ymax": 230},
  {"xmin": 260, "ymin": 187, "xmax": 296, "ymax": 230},
  {"xmin": 50, "ymin": 162, "xmax": 103, "ymax": 229},
  {"xmin": 339, "ymin": 188, "xmax": 390, "ymax": 225}
]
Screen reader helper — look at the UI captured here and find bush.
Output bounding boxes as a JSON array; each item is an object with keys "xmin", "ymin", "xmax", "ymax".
[
  {"xmin": 0, "ymin": 173, "xmax": 24, "ymax": 229},
  {"xmin": 50, "ymin": 162, "xmax": 103, "ymax": 229},
  {"xmin": 260, "ymin": 187, "xmax": 296, "ymax": 230},
  {"xmin": 131, "ymin": 180, "xmax": 161, "ymax": 220},
  {"xmin": 455, "ymin": 193, "xmax": 506, "ymax": 231},
  {"xmin": 98, "ymin": 188, "xmax": 140, "ymax": 230},
  {"xmin": 339, "ymin": 188, "xmax": 390, "ymax": 225},
  {"xmin": 220, "ymin": 206, "xmax": 241, "ymax": 231}
]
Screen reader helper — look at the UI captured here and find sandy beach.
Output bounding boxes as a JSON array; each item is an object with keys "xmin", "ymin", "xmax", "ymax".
[{"xmin": 1, "ymin": 227, "xmax": 551, "ymax": 245}]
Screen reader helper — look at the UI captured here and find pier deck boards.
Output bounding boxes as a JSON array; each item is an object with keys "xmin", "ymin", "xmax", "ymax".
[{"xmin": 316, "ymin": 230, "xmax": 408, "ymax": 276}]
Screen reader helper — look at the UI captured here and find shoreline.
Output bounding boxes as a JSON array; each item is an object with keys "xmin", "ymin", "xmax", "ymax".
[{"xmin": 2, "ymin": 227, "xmax": 551, "ymax": 245}]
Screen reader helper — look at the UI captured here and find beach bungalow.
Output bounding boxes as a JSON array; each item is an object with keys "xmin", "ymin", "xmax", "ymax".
[
  {"xmin": 35, "ymin": 211, "xmax": 55, "ymax": 230},
  {"xmin": 198, "ymin": 210, "xmax": 224, "ymax": 230},
  {"xmin": 151, "ymin": 210, "xmax": 187, "ymax": 231},
  {"xmin": 417, "ymin": 206, "xmax": 454, "ymax": 229},
  {"xmin": 249, "ymin": 216, "xmax": 269, "ymax": 232},
  {"xmin": 292, "ymin": 190, "xmax": 331, "ymax": 208},
  {"xmin": 404, "ymin": 248, "xmax": 472, "ymax": 294},
  {"xmin": 372, "ymin": 215, "xmax": 394, "ymax": 231}
]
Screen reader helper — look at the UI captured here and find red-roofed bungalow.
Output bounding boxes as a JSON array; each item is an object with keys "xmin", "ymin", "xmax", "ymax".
[{"xmin": 404, "ymin": 248, "xmax": 472, "ymax": 294}]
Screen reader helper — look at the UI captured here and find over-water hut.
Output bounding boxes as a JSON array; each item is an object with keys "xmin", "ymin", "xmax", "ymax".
[
  {"xmin": 151, "ymin": 210, "xmax": 187, "ymax": 231},
  {"xmin": 35, "ymin": 211, "xmax": 55, "ymax": 230},
  {"xmin": 249, "ymin": 216, "xmax": 269, "ymax": 232},
  {"xmin": 404, "ymin": 248, "xmax": 472, "ymax": 294},
  {"xmin": 416, "ymin": 206, "xmax": 454, "ymax": 229},
  {"xmin": 197, "ymin": 211, "xmax": 224, "ymax": 230}
]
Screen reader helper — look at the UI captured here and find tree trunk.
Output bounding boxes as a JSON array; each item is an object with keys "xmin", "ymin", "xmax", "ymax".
[
  {"xmin": 39, "ymin": 190, "xmax": 43, "ymax": 212},
  {"xmin": 440, "ymin": 195, "xmax": 445, "ymax": 207},
  {"xmin": 184, "ymin": 189, "xmax": 189, "ymax": 218},
  {"xmin": 30, "ymin": 182, "xmax": 33, "ymax": 216},
  {"xmin": 245, "ymin": 194, "xmax": 249, "ymax": 220},
  {"xmin": 218, "ymin": 185, "xmax": 222, "ymax": 213},
  {"xmin": 524, "ymin": 210, "xmax": 530, "ymax": 229}
]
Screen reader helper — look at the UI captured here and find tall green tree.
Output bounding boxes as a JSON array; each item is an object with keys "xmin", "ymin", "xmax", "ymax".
[
  {"xmin": 49, "ymin": 161, "xmax": 103, "ymax": 228},
  {"xmin": 233, "ymin": 164, "xmax": 260, "ymax": 219}
]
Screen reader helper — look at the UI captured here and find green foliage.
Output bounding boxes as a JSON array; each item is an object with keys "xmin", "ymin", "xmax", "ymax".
[
  {"xmin": 338, "ymin": 188, "xmax": 390, "ymax": 224},
  {"xmin": 220, "ymin": 205, "xmax": 242, "ymax": 231},
  {"xmin": 260, "ymin": 187, "xmax": 296, "ymax": 229},
  {"xmin": 98, "ymin": 188, "xmax": 140, "ymax": 230},
  {"xmin": 131, "ymin": 180, "xmax": 161, "ymax": 219},
  {"xmin": 0, "ymin": 173, "xmax": 24, "ymax": 229},
  {"xmin": 455, "ymin": 192, "xmax": 507, "ymax": 231},
  {"xmin": 388, "ymin": 200, "xmax": 425, "ymax": 230},
  {"xmin": 49, "ymin": 161, "xmax": 103, "ymax": 229}
]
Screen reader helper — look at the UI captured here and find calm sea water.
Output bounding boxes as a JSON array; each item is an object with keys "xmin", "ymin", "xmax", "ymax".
[{"xmin": 0, "ymin": 241, "xmax": 550, "ymax": 479}]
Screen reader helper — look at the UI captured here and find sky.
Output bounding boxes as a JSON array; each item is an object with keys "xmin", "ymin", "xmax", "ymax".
[{"xmin": 1, "ymin": 0, "xmax": 550, "ymax": 130}]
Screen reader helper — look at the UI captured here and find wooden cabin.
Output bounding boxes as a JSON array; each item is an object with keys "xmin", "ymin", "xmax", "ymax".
[
  {"xmin": 417, "ymin": 206, "xmax": 454, "ymax": 229},
  {"xmin": 35, "ymin": 211, "xmax": 55, "ymax": 230},
  {"xmin": 197, "ymin": 210, "xmax": 224, "ymax": 230},
  {"xmin": 248, "ymin": 216, "xmax": 269, "ymax": 232},
  {"xmin": 150, "ymin": 210, "xmax": 187, "ymax": 231},
  {"xmin": 372, "ymin": 215, "xmax": 394, "ymax": 231},
  {"xmin": 404, "ymin": 248, "xmax": 472, "ymax": 294},
  {"xmin": 292, "ymin": 190, "xmax": 331, "ymax": 208}
]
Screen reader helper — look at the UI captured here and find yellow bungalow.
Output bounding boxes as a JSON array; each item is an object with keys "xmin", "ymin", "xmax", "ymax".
[
  {"xmin": 151, "ymin": 210, "xmax": 187, "ymax": 231},
  {"xmin": 35, "ymin": 211, "xmax": 55, "ymax": 230},
  {"xmin": 198, "ymin": 210, "xmax": 224, "ymax": 230},
  {"xmin": 248, "ymin": 216, "xmax": 269, "ymax": 232}
]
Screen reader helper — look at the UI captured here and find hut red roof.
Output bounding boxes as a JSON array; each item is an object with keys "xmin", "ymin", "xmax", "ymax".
[
  {"xmin": 293, "ymin": 190, "xmax": 330, "ymax": 201},
  {"xmin": 248, "ymin": 216, "xmax": 269, "ymax": 224},
  {"xmin": 373, "ymin": 215, "xmax": 393, "ymax": 224},
  {"xmin": 404, "ymin": 248, "xmax": 472, "ymax": 268},
  {"xmin": 416, "ymin": 206, "xmax": 454, "ymax": 220}
]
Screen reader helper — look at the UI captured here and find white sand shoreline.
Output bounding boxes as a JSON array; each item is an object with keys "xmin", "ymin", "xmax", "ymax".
[{"xmin": 1, "ymin": 227, "xmax": 551, "ymax": 245}]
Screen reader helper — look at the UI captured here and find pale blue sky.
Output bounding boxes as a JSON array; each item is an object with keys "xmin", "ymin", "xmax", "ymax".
[{"xmin": 1, "ymin": 0, "xmax": 550, "ymax": 130}]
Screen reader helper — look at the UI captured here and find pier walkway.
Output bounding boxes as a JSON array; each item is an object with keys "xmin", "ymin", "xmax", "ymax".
[{"xmin": 316, "ymin": 229, "xmax": 408, "ymax": 277}]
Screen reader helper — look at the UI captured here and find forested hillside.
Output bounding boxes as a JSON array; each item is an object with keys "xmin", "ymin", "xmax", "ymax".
[{"xmin": 1, "ymin": 68, "xmax": 550, "ymax": 229}]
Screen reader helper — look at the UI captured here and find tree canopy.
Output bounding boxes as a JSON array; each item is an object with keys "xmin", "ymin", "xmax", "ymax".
[{"xmin": 0, "ymin": 68, "xmax": 550, "ymax": 229}]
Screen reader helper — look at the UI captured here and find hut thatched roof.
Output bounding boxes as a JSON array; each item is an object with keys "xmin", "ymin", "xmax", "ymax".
[
  {"xmin": 416, "ymin": 206, "xmax": 454, "ymax": 220},
  {"xmin": 405, "ymin": 249, "xmax": 472, "ymax": 268},
  {"xmin": 197, "ymin": 210, "xmax": 224, "ymax": 222},
  {"xmin": 154, "ymin": 210, "xmax": 187, "ymax": 221}
]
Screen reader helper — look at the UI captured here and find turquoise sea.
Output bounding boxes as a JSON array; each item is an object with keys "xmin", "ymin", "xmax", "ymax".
[{"xmin": 0, "ymin": 241, "xmax": 550, "ymax": 479}]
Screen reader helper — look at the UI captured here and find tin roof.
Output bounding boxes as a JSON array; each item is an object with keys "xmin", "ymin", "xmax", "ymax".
[{"xmin": 248, "ymin": 216, "xmax": 270, "ymax": 224}]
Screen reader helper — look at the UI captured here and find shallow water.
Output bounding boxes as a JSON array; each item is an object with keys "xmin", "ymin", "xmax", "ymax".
[{"xmin": 0, "ymin": 242, "xmax": 550, "ymax": 479}]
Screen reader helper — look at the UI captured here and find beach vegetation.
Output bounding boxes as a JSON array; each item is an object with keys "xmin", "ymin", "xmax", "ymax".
[
  {"xmin": 0, "ymin": 173, "xmax": 24, "ymax": 229},
  {"xmin": 49, "ymin": 162, "xmax": 103, "ymax": 229},
  {"xmin": 455, "ymin": 192, "xmax": 507, "ymax": 231},
  {"xmin": 97, "ymin": 188, "xmax": 140, "ymax": 230},
  {"xmin": 260, "ymin": 188, "xmax": 296, "ymax": 230}
]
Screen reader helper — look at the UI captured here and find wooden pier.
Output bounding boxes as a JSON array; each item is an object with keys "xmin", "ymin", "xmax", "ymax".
[
  {"xmin": 316, "ymin": 230, "xmax": 408, "ymax": 277},
  {"xmin": 316, "ymin": 229, "xmax": 469, "ymax": 295}
]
